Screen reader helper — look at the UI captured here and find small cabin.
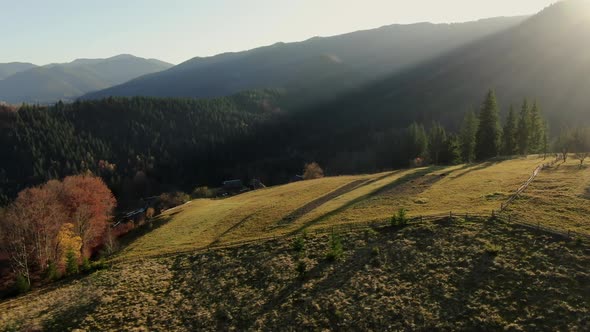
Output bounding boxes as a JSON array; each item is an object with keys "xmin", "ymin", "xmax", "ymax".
[
  {"xmin": 223, "ymin": 179, "xmax": 244, "ymax": 191},
  {"xmin": 290, "ymin": 175, "xmax": 304, "ymax": 182},
  {"xmin": 249, "ymin": 179, "xmax": 266, "ymax": 189}
]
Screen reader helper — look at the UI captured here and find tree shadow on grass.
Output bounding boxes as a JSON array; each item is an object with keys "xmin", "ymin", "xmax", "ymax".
[
  {"xmin": 115, "ymin": 212, "xmax": 178, "ymax": 253},
  {"xmin": 287, "ymin": 166, "xmax": 442, "ymax": 236},
  {"xmin": 449, "ymin": 161, "xmax": 498, "ymax": 180},
  {"xmin": 41, "ymin": 291, "xmax": 102, "ymax": 331}
]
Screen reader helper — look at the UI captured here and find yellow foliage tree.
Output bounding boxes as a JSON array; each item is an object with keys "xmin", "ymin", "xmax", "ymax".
[{"xmin": 56, "ymin": 223, "xmax": 82, "ymax": 270}]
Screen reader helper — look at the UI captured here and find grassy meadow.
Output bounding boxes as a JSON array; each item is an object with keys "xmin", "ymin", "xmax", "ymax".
[{"xmin": 118, "ymin": 155, "xmax": 586, "ymax": 260}]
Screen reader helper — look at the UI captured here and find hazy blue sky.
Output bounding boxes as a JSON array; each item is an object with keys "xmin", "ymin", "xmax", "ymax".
[{"xmin": 1, "ymin": 0, "xmax": 558, "ymax": 65}]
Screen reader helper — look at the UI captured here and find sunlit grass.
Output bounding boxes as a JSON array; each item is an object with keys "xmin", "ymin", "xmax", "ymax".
[
  {"xmin": 119, "ymin": 156, "xmax": 572, "ymax": 259},
  {"xmin": 312, "ymin": 157, "xmax": 543, "ymax": 229},
  {"xmin": 508, "ymin": 158, "xmax": 590, "ymax": 235}
]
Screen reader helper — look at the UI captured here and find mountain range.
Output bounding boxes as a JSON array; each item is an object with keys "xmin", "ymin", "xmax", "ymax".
[
  {"xmin": 81, "ymin": 17, "xmax": 526, "ymax": 106},
  {"xmin": 0, "ymin": 55, "xmax": 172, "ymax": 104},
  {"xmin": 302, "ymin": 0, "xmax": 590, "ymax": 130}
]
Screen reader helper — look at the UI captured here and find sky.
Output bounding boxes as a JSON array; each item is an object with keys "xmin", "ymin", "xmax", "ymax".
[{"xmin": 1, "ymin": 0, "xmax": 558, "ymax": 65}]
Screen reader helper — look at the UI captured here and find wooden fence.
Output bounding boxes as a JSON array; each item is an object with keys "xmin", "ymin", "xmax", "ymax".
[
  {"xmin": 143, "ymin": 156, "xmax": 588, "ymax": 260},
  {"xmin": 500, "ymin": 157, "xmax": 560, "ymax": 212}
]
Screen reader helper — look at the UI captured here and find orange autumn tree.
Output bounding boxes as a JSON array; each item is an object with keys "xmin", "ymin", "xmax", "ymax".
[
  {"xmin": 62, "ymin": 175, "xmax": 116, "ymax": 258},
  {"xmin": 0, "ymin": 174, "xmax": 116, "ymax": 289}
]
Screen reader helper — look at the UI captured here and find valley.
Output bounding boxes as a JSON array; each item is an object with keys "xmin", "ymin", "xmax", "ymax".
[{"xmin": 1, "ymin": 1, "xmax": 590, "ymax": 331}]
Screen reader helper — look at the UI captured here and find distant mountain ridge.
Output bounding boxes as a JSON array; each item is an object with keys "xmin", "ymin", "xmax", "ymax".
[
  {"xmin": 0, "ymin": 55, "xmax": 172, "ymax": 104},
  {"xmin": 0, "ymin": 62, "xmax": 37, "ymax": 80},
  {"xmin": 298, "ymin": 0, "xmax": 590, "ymax": 131},
  {"xmin": 82, "ymin": 16, "xmax": 526, "ymax": 106}
]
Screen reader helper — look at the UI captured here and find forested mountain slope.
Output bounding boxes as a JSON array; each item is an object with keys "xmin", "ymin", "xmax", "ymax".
[
  {"xmin": 82, "ymin": 17, "xmax": 525, "ymax": 106},
  {"xmin": 302, "ymin": 0, "xmax": 590, "ymax": 132},
  {"xmin": 0, "ymin": 91, "xmax": 283, "ymax": 205}
]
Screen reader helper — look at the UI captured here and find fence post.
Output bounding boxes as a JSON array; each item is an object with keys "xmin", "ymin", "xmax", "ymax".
[{"xmin": 449, "ymin": 211, "xmax": 452, "ymax": 219}]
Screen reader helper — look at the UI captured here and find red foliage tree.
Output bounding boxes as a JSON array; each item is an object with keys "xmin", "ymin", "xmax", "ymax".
[
  {"xmin": 62, "ymin": 175, "xmax": 116, "ymax": 257},
  {"xmin": 0, "ymin": 182, "xmax": 68, "ymax": 286}
]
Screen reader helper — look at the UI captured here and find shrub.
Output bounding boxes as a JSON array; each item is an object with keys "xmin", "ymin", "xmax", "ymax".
[
  {"xmin": 159, "ymin": 191, "xmax": 190, "ymax": 210},
  {"xmin": 91, "ymin": 259, "xmax": 108, "ymax": 271},
  {"xmin": 364, "ymin": 228, "xmax": 378, "ymax": 241},
  {"xmin": 296, "ymin": 260, "xmax": 306, "ymax": 279},
  {"xmin": 192, "ymin": 186, "xmax": 214, "ymax": 198},
  {"xmin": 45, "ymin": 261, "xmax": 60, "ymax": 281},
  {"xmin": 391, "ymin": 208, "xmax": 409, "ymax": 226},
  {"xmin": 370, "ymin": 246, "xmax": 382, "ymax": 267},
  {"xmin": 65, "ymin": 249, "xmax": 79, "ymax": 275},
  {"xmin": 326, "ymin": 234, "xmax": 344, "ymax": 261},
  {"xmin": 484, "ymin": 243, "xmax": 502, "ymax": 257},
  {"xmin": 370, "ymin": 246, "xmax": 380, "ymax": 257},
  {"xmin": 303, "ymin": 162, "xmax": 324, "ymax": 180},
  {"xmin": 145, "ymin": 207, "xmax": 156, "ymax": 219},
  {"xmin": 293, "ymin": 235, "xmax": 305, "ymax": 253},
  {"xmin": 102, "ymin": 228, "xmax": 119, "ymax": 257},
  {"xmin": 81, "ymin": 257, "xmax": 92, "ymax": 273},
  {"xmin": 14, "ymin": 274, "xmax": 30, "ymax": 294}
]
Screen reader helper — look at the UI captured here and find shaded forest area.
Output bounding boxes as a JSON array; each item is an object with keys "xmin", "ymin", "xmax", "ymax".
[{"xmin": 1, "ymin": 89, "xmax": 588, "ymax": 209}]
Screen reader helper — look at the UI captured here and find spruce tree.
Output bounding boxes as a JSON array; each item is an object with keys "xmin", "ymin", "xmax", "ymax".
[
  {"xmin": 517, "ymin": 99, "xmax": 530, "ymax": 155},
  {"xmin": 405, "ymin": 122, "xmax": 427, "ymax": 160},
  {"xmin": 428, "ymin": 122, "xmax": 447, "ymax": 164},
  {"xmin": 459, "ymin": 111, "xmax": 478, "ymax": 163},
  {"xmin": 528, "ymin": 101, "xmax": 543, "ymax": 153},
  {"xmin": 542, "ymin": 120, "xmax": 549, "ymax": 159},
  {"xmin": 475, "ymin": 90, "xmax": 501, "ymax": 160},
  {"xmin": 502, "ymin": 106, "xmax": 518, "ymax": 156}
]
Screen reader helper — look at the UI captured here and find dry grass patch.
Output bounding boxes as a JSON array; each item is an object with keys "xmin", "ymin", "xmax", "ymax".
[{"xmin": 2, "ymin": 220, "xmax": 588, "ymax": 331}]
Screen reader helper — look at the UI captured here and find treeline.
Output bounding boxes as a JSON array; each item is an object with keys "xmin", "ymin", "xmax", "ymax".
[
  {"xmin": 354, "ymin": 90, "xmax": 550, "ymax": 168},
  {"xmin": 0, "ymin": 175, "xmax": 115, "ymax": 293}
]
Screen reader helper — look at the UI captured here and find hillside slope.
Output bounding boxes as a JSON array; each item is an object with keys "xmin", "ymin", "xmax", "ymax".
[
  {"xmin": 1, "ymin": 156, "xmax": 589, "ymax": 330},
  {"xmin": 0, "ymin": 55, "xmax": 172, "ymax": 104},
  {"xmin": 119, "ymin": 157, "xmax": 590, "ymax": 260},
  {"xmin": 82, "ymin": 17, "xmax": 525, "ymax": 106},
  {"xmin": 1, "ymin": 216, "xmax": 588, "ymax": 331},
  {"xmin": 302, "ymin": 0, "xmax": 590, "ymax": 131}
]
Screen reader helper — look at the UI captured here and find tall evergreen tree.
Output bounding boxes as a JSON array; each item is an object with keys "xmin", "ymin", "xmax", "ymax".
[
  {"xmin": 405, "ymin": 122, "xmax": 427, "ymax": 160},
  {"xmin": 459, "ymin": 110, "xmax": 478, "ymax": 163},
  {"xmin": 475, "ymin": 90, "xmax": 501, "ymax": 160},
  {"xmin": 440, "ymin": 134, "xmax": 462, "ymax": 165},
  {"xmin": 502, "ymin": 106, "xmax": 518, "ymax": 156},
  {"xmin": 528, "ymin": 101, "xmax": 543, "ymax": 153},
  {"xmin": 517, "ymin": 99, "xmax": 530, "ymax": 155},
  {"xmin": 428, "ymin": 122, "xmax": 447, "ymax": 164},
  {"xmin": 542, "ymin": 120, "xmax": 549, "ymax": 159}
]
